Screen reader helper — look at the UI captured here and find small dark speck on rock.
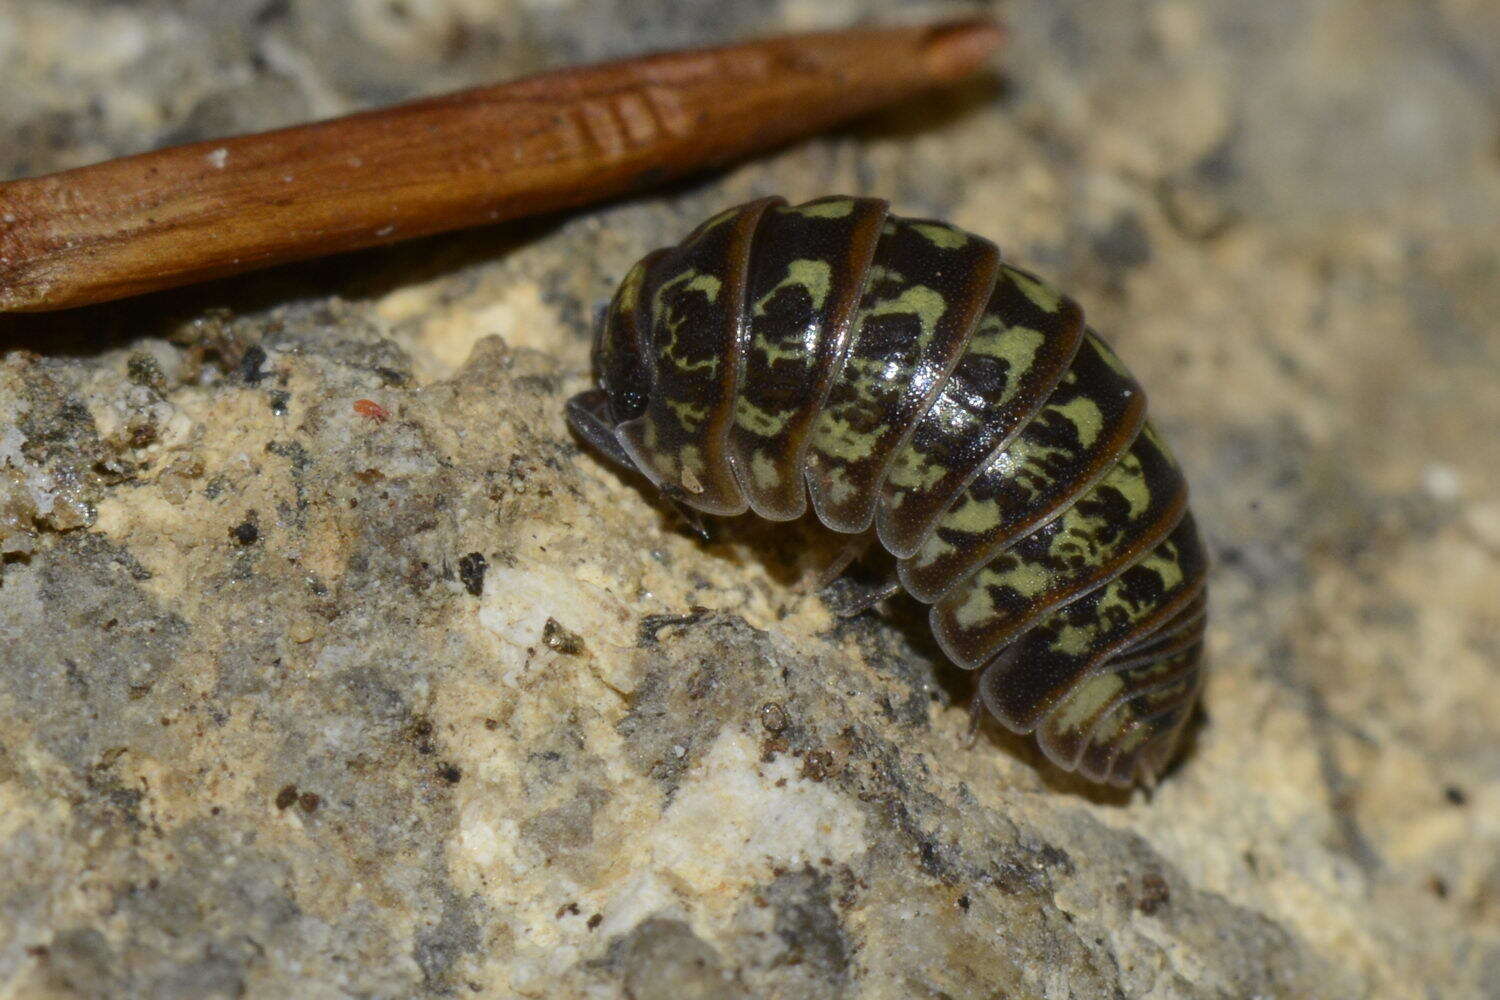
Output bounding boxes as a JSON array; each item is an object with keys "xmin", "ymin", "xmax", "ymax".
[
  {"xmin": 760, "ymin": 702, "xmax": 788, "ymax": 733},
  {"xmin": 637, "ymin": 607, "xmax": 711, "ymax": 643},
  {"xmin": 376, "ymin": 366, "xmax": 408, "ymax": 386},
  {"xmin": 458, "ymin": 552, "xmax": 488, "ymax": 596},
  {"xmin": 1444, "ymin": 785, "xmax": 1467, "ymax": 806},
  {"xmin": 439, "ymin": 764, "xmax": 462, "ymax": 784},
  {"xmin": 275, "ymin": 784, "xmax": 298, "ymax": 809},
  {"xmin": 126, "ymin": 353, "xmax": 166, "ymax": 391},
  {"xmin": 404, "ymin": 715, "xmax": 437, "ymax": 754},
  {"xmin": 128, "ymin": 423, "xmax": 157, "ymax": 448},
  {"xmin": 800, "ymin": 749, "xmax": 836, "ymax": 782},
  {"xmin": 1137, "ymin": 872, "xmax": 1171, "ymax": 915},
  {"xmin": 239, "ymin": 345, "xmax": 268, "ymax": 384},
  {"xmin": 587, "ymin": 913, "xmax": 603, "ymax": 930},
  {"xmin": 230, "ymin": 516, "xmax": 259, "ymax": 546},
  {"xmin": 543, "ymin": 617, "xmax": 585, "ymax": 655},
  {"xmin": 269, "ymin": 390, "xmax": 290, "ymax": 415},
  {"xmin": 298, "ymin": 791, "xmax": 320, "ymax": 813}
]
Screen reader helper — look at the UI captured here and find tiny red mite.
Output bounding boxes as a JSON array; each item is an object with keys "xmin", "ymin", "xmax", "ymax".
[{"xmin": 353, "ymin": 399, "xmax": 389, "ymax": 423}]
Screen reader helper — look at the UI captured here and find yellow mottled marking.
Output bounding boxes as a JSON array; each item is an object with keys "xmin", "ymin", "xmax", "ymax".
[
  {"xmin": 1050, "ymin": 672, "xmax": 1124, "ymax": 734},
  {"xmin": 735, "ymin": 398, "xmax": 796, "ymax": 437},
  {"xmin": 672, "ymin": 353, "xmax": 721, "ymax": 375},
  {"xmin": 1048, "ymin": 620, "xmax": 1098, "ymax": 657},
  {"xmin": 652, "ymin": 268, "xmax": 726, "ymax": 374},
  {"xmin": 938, "ymin": 495, "xmax": 1002, "ymax": 536},
  {"xmin": 810, "ymin": 414, "xmax": 880, "ymax": 462},
  {"xmin": 1089, "ymin": 334, "xmax": 1131, "ymax": 378},
  {"xmin": 913, "ymin": 531, "xmax": 958, "ymax": 566},
  {"xmin": 791, "ymin": 199, "xmax": 855, "ymax": 219},
  {"xmin": 949, "ymin": 584, "xmax": 997, "ymax": 629},
  {"xmin": 1090, "ymin": 706, "xmax": 1132, "ymax": 745},
  {"xmin": 1065, "ymin": 541, "xmax": 1185, "ymax": 652},
  {"xmin": 990, "ymin": 436, "xmax": 1067, "ymax": 505},
  {"xmin": 643, "ymin": 450, "xmax": 675, "ymax": 480},
  {"xmin": 979, "ymin": 556, "xmax": 1056, "ymax": 602},
  {"xmin": 616, "ymin": 260, "xmax": 648, "ymax": 311},
  {"xmin": 1107, "ymin": 451, "xmax": 1151, "ymax": 520},
  {"xmin": 754, "ymin": 259, "xmax": 832, "ymax": 316},
  {"xmin": 911, "ymin": 223, "xmax": 969, "ymax": 250},
  {"xmin": 679, "ymin": 444, "xmax": 706, "ymax": 475},
  {"xmin": 667, "ymin": 398, "xmax": 709, "ymax": 431},
  {"xmin": 684, "ymin": 272, "xmax": 722, "ymax": 302},
  {"xmin": 1005, "ymin": 267, "xmax": 1063, "ymax": 314},
  {"xmin": 1052, "ymin": 396, "xmax": 1105, "ymax": 450},
  {"xmin": 750, "ymin": 450, "xmax": 782, "ymax": 489},
  {"xmin": 1137, "ymin": 540, "xmax": 1185, "ymax": 591},
  {"xmin": 884, "ymin": 445, "xmax": 948, "ymax": 492},
  {"xmin": 1104, "ymin": 707, "xmax": 1156, "ymax": 752},
  {"xmin": 860, "ymin": 284, "xmax": 947, "ymax": 334},
  {"xmin": 1037, "ymin": 452, "xmax": 1150, "ymax": 568},
  {"xmin": 973, "ymin": 325, "xmax": 1045, "ymax": 408},
  {"xmin": 750, "ymin": 331, "xmax": 807, "ymax": 365},
  {"xmin": 818, "ymin": 464, "xmax": 857, "ymax": 506}
]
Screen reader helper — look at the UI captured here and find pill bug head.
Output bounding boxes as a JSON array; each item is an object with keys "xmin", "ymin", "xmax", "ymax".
[
  {"xmin": 566, "ymin": 198, "xmax": 784, "ymax": 513},
  {"xmin": 566, "ymin": 252, "xmax": 663, "ymax": 476}
]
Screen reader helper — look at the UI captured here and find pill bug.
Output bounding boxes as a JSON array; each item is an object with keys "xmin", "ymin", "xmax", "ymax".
[{"xmin": 567, "ymin": 196, "xmax": 1208, "ymax": 787}]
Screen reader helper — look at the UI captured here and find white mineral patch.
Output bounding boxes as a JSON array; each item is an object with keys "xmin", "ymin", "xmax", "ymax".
[
  {"xmin": 478, "ymin": 566, "xmax": 636, "ymax": 687},
  {"xmin": 651, "ymin": 729, "xmax": 867, "ymax": 895}
]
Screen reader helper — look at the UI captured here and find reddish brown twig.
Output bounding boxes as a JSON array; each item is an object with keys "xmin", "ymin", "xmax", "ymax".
[{"xmin": 0, "ymin": 19, "xmax": 1001, "ymax": 314}]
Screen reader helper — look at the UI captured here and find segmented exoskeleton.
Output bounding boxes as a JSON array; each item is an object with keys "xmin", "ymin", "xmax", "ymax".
[{"xmin": 568, "ymin": 196, "xmax": 1208, "ymax": 787}]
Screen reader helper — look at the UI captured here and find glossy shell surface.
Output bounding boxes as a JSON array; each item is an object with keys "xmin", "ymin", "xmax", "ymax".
[{"xmin": 568, "ymin": 196, "xmax": 1208, "ymax": 787}]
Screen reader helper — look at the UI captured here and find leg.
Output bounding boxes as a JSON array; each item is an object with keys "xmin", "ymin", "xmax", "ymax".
[
  {"xmin": 666, "ymin": 497, "xmax": 713, "ymax": 542},
  {"xmin": 822, "ymin": 577, "xmax": 902, "ymax": 618},
  {"xmin": 961, "ymin": 680, "xmax": 985, "ymax": 747},
  {"xmin": 812, "ymin": 534, "xmax": 874, "ymax": 591}
]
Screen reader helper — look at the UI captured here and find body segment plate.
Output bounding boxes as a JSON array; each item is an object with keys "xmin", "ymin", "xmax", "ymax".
[
  {"xmin": 727, "ymin": 196, "xmax": 890, "ymax": 520},
  {"xmin": 805, "ymin": 216, "xmax": 1002, "ymax": 533},
  {"xmin": 876, "ymin": 264, "xmax": 1086, "ymax": 558},
  {"xmin": 615, "ymin": 198, "xmax": 779, "ymax": 514},
  {"xmin": 899, "ymin": 332, "xmax": 1148, "ymax": 603}
]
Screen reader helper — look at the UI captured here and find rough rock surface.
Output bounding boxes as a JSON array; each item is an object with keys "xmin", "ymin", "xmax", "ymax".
[{"xmin": 2, "ymin": 1, "xmax": 1498, "ymax": 997}]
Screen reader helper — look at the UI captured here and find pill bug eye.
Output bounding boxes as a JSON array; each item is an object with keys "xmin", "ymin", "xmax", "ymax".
[{"xmin": 568, "ymin": 196, "xmax": 1209, "ymax": 788}]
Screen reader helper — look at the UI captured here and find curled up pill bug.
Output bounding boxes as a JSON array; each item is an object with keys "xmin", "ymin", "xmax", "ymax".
[{"xmin": 567, "ymin": 196, "xmax": 1208, "ymax": 787}]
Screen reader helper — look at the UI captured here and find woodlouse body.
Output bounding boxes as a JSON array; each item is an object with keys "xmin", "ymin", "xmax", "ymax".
[{"xmin": 568, "ymin": 196, "xmax": 1208, "ymax": 787}]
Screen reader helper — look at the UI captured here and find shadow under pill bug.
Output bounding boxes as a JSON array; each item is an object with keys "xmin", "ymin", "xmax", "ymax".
[{"xmin": 568, "ymin": 195, "xmax": 1208, "ymax": 788}]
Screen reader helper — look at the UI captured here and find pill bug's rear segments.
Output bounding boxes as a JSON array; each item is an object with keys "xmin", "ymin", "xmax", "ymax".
[{"xmin": 569, "ymin": 196, "xmax": 1208, "ymax": 788}]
